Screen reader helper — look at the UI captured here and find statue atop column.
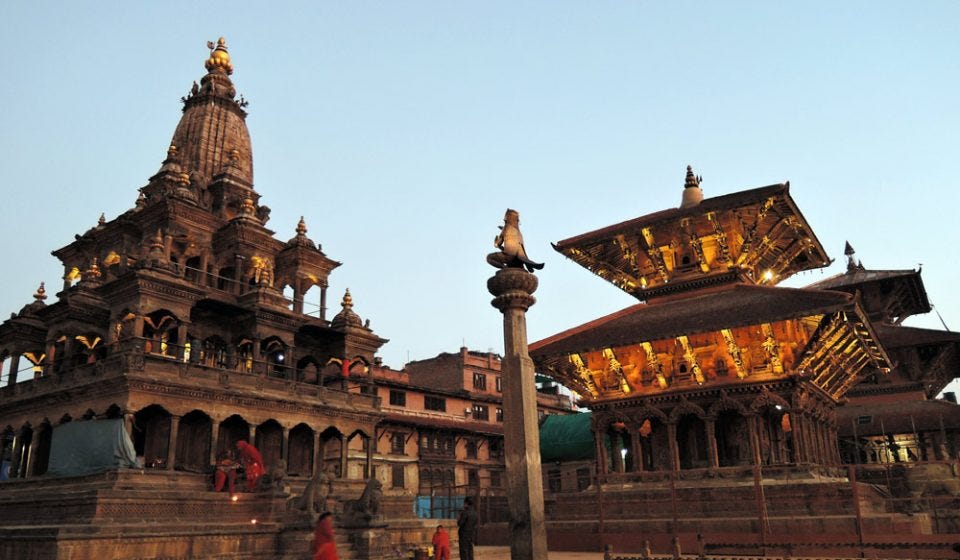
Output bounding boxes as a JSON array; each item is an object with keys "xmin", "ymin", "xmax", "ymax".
[{"xmin": 486, "ymin": 209, "xmax": 544, "ymax": 272}]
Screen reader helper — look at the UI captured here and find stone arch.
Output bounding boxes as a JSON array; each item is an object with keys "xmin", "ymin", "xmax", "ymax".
[
  {"xmin": 255, "ymin": 419, "xmax": 284, "ymax": 472},
  {"xmin": 296, "ymin": 355, "xmax": 321, "ymax": 383},
  {"xmin": 749, "ymin": 388, "xmax": 791, "ymax": 413},
  {"xmin": 133, "ymin": 404, "xmax": 172, "ymax": 468},
  {"xmin": 707, "ymin": 392, "xmax": 748, "ymax": 419},
  {"xmin": 143, "ymin": 309, "xmax": 181, "ymax": 356},
  {"xmin": 715, "ymin": 408, "xmax": 751, "ymax": 467},
  {"xmin": 287, "ymin": 423, "xmax": 314, "ymax": 476},
  {"xmin": 320, "ymin": 426, "xmax": 344, "ymax": 477},
  {"xmin": 632, "ymin": 404, "xmax": 668, "ymax": 425},
  {"xmin": 218, "ymin": 414, "xmax": 251, "ymax": 456},
  {"xmin": 668, "ymin": 398, "xmax": 706, "ymax": 423},
  {"xmin": 176, "ymin": 410, "xmax": 212, "ymax": 471},
  {"xmin": 260, "ymin": 337, "xmax": 289, "ymax": 379}
]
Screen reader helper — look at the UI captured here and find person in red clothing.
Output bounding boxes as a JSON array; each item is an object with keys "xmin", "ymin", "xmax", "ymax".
[
  {"xmin": 213, "ymin": 450, "xmax": 238, "ymax": 494},
  {"xmin": 235, "ymin": 440, "xmax": 265, "ymax": 492},
  {"xmin": 431, "ymin": 524, "xmax": 450, "ymax": 560},
  {"xmin": 313, "ymin": 511, "xmax": 339, "ymax": 560}
]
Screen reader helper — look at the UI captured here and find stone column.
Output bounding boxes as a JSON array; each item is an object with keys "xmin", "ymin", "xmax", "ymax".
[
  {"xmin": 7, "ymin": 353, "xmax": 21, "ymax": 387},
  {"xmin": 210, "ymin": 421, "xmax": 221, "ymax": 465},
  {"xmin": 705, "ymin": 419, "xmax": 719, "ymax": 469},
  {"xmin": 747, "ymin": 416, "xmax": 762, "ymax": 467},
  {"xmin": 313, "ymin": 431, "xmax": 322, "ymax": 477},
  {"xmin": 594, "ymin": 427, "xmax": 608, "ymax": 476},
  {"xmin": 667, "ymin": 423, "xmax": 680, "ymax": 471},
  {"xmin": 340, "ymin": 435, "xmax": 349, "ymax": 479},
  {"xmin": 630, "ymin": 431, "xmax": 643, "ymax": 472},
  {"xmin": 166, "ymin": 415, "xmax": 181, "ymax": 470},
  {"xmin": 488, "ymin": 267, "xmax": 548, "ymax": 560}
]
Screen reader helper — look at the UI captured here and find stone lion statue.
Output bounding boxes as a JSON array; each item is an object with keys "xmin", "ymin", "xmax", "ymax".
[
  {"xmin": 290, "ymin": 463, "xmax": 334, "ymax": 513},
  {"xmin": 343, "ymin": 477, "xmax": 383, "ymax": 524}
]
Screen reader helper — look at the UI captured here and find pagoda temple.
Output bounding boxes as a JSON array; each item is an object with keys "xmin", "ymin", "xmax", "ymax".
[{"xmin": 531, "ymin": 167, "xmax": 893, "ymax": 474}]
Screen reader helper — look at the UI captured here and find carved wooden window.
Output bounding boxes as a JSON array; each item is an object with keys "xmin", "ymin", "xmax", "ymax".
[
  {"xmin": 473, "ymin": 372, "xmax": 487, "ymax": 391},
  {"xmin": 496, "ymin": 376, "xmax": 502, "ymax": 392},
  {"xmin": 425, "ymin": 396, "xmax": 446, "ymax": 412},
  {"xmin": 465, "ymin": 440, "xmax": 478, "ymax": 459},
  {"xmin": 489, "ymin": 438, "xmax": 503, "ymax": 459},
  {"xmin": 467, "ymin": 468, "xmax": 479, "ymax": 487},
  {"xmin": 489, "ymin": 470, "xmax": 501, "ymax": 487},
  {"xmin": 391, "ymin": 464, "xmax": 404, "ymax": 488},
  {"xmin": 389, "ymin": 390, "xmax": 406, "ymax": 407},
  {"xmin": 547, "ymin": 469, "xmax": 562, "ymax": 493},
  {"xmin": 390, "ymin": 432, "xmax": 405, "ymax": 455},
  {"xmin": 496, "ymin": 407, "xmax": 504, "ymax": 422},
  {"xmin": 472, "ymin": 404, "xmax": 489, "ymax": 421}
]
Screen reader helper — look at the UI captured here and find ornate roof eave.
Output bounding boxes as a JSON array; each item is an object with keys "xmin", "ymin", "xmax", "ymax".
[
  {"xmin": 552, "ymin": 182, "xmax": 831, "ymax": 299},
  {"xmin": 792, "ymin": 297, "xmax": 892, "ymax": 402}
]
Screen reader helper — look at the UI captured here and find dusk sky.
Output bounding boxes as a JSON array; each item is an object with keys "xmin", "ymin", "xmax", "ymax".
[{"xmin": 1, "ymin": 3, "xmax": 956, "ymax": 392}]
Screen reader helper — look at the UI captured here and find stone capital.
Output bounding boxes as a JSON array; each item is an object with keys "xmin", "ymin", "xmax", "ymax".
[{"xmin": 487, "ymin": 268, "xmax": 538, "ymax": 313}]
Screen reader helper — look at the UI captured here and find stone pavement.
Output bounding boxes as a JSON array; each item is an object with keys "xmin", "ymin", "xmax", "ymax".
[{"xmin": 475, "ymin": 546, "xmax": 604, "ymax": 560}]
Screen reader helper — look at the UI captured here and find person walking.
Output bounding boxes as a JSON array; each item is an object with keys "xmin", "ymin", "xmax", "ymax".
[
  {"xmin": 313, "ymin": 512, "xmax": 339, "ymax": 560},
  {"xmin": 456, "ymin": 497, "xmax": 478, "ymax": 560}
]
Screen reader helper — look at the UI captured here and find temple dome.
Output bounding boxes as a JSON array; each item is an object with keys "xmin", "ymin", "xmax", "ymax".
[
  {"xmin": 168, "ymin": 38, "xmax": 253, "ymax": 188},
  {"xmin": 331, "ymin": 289, "xmax": 363, "ymax": 329}
]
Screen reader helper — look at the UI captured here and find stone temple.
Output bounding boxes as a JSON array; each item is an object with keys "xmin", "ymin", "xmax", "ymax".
[{"xmin": 0, "ymin": 38, "xmax": 434, "ymax": 560}]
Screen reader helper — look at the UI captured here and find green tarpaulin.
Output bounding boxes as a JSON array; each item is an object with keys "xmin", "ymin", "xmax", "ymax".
[
  {"xmin": 539, "ymin": 412, "xmax": 596, "ymax": 462},
  {"xmin": 47, "ymin": 418, "xmax": 138, "ymax": 477}
]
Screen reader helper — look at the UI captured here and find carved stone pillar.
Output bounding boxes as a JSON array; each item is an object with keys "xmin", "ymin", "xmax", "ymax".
[
  {"xmin": 43, "ymin": 340, "xmax": 56, "ymax": 377},
  {"xmin": 176, "ymin": 324, "xmax": 189, "ymax": 361},
  {"xmin": 320, "ymin": 284, "xmax": 328, "ymax": 322},
  {"xmin": 630, "ymin": 430, "xmax": 643, "ymax": 472},
  {"xmin": 313, "ymin": 431, "xmax": 322, "ymax": 477},
  {"xmin": 166, "ymin": 415, "xmax": 181, "ymax": 470},
  {"xmin": 667, "ymin": 423, "xmax": 680, "ymax": 471},
  {"xmin": 210, "ymin": 421, "xmax": 222, "ymax": 466},
  {"xmin": 364, "ymin": 433, "xmax": 374, "ymax": 478},
  {"xmin": 705, "ymin": 419, "xmax": 719, "ymax": 469},
  {"xmin": 339, "ymin": 435, "xmax": 349, "ymax": 479},
  {"xmin": 792, "ymin": 414, "xmax": 806, "ymax": 463},
  {"xmin": 747, "ymin": 416, "xmax": 762, "ymax": 467},
  {"xmin": 594, "ymin": 426, "xmax": 607, "ymax": 475},
  {"xmin": 488, "ymin": 266, "xmax": 547, "ymax": 560},
  {"xmin": 7, "ymin": 354, "xmax": 20, "ymax": 386}
]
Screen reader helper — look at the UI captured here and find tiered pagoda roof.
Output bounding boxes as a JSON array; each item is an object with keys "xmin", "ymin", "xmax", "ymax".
[{"xmin": 533, "ymin": 168, "xmax": 891, "ymax": 405}]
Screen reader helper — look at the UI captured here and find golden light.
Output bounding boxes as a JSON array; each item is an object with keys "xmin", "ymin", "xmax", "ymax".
[
  {"xmin": 250, "ymin": 519, "xmax": 258, "ymax": 525},
  {"xmin": 231, "ymin": 495, "xmax": 238, "ymax": 502},
  {"xmin": 762, "ymin": 269, "xmax": 775, "ymax": 282}
]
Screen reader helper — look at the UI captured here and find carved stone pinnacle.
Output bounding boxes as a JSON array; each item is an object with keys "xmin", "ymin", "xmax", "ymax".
[{"xmin": 488, "ymin": 267, "xmax": 538, "ymax": 313}]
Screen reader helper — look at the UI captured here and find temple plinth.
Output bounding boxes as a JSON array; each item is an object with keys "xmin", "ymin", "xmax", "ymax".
[{"xmin": 488, "ymin": 267, "xmax": 547, "ymax": 560}]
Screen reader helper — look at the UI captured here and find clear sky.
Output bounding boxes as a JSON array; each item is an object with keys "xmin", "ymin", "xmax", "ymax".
[{"xmin": 1, "ymin": 3, "xmax": 957, "ymax": 392}]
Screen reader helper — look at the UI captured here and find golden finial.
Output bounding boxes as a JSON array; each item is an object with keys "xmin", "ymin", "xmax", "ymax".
[
  {"xmin": 296, "ymin": 216, "xmax": 307, "ymax": 236},
  {"xmin": 177, "ymin": 172, "xmax": 191, "ymax": 186},
  {"xmin": 205, "ymin": 37, "xmax": 233, "ymax": 75},
  {"xmin": 98, "ymin": 213, "xmax": 106, "ymax": 227},
  {"xmin": 342, "ymin": 288, "xmax": 353, "ymax": 309},
  {"xmin": 34, "ymin": 282, "xmax": 47, "ymax": 301},
  {"xmin": 167, "ymin": 144, "xmax": 178, "ymax": 159}
]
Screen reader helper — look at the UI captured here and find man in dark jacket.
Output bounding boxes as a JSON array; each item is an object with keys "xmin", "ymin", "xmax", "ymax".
[{"xmin": 457, "ymin": 497, "xmax": 478, "ymax": 560}]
